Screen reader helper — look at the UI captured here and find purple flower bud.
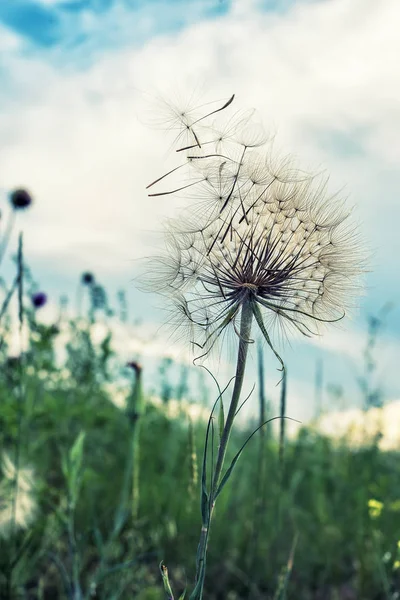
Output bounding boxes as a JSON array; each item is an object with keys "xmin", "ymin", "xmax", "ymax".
[
  {"xmin": 81, "ymin": 272, "xmax": 95, "ymax": 285},
  {"xmin": 31, "ymin": 292, "xmax": 47, "ymax": 309},
  {"xmin": 9, "ymin": 189, "xmax": 33, "ymax": 210}
]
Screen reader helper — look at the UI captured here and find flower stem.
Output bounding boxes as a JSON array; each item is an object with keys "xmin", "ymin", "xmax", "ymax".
[
  {"xmin": 191, "ymin": 297, "xmax": 253, "ymax": 599},
  {"xmin": 213, "ymin": 297, "xmax": 253, "ymax": 492}
]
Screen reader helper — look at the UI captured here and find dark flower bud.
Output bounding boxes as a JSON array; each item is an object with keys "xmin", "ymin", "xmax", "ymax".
[
  {"xmin": 31, "ymin": 292, "xmax": 47, "ymax": 309},
  {"xmin": 81, "ymin": 272, "xmax": 94, "ymax": 285},
  {"xmin": 9, "ymin": 189, "xmax": 33, "ymax": 210}
]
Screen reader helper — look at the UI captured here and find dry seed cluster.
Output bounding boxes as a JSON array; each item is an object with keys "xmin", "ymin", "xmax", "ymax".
[{"xmin": 144, "ymin": 95, "xmax": 363, "ymax": 356}]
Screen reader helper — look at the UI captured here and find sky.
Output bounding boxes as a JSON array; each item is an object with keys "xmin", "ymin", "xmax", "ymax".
[{"xmin": 0, "ymin": 0, "xmax": 399, "ymax": 421}]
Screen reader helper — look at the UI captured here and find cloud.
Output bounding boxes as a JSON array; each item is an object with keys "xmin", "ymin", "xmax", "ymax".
[
  {"xmin": 305, "ymin": 324, "xmax": 400, "ymax": 393},
  {"xmin": 0, "ymin": 25, "xmax": 22, "ymax": 51},
  {"xmin": 0, "ymin": 0, "xmax": 399, "ymax": 401},
  {"xmin": 0, "ymin": 1, "xmax": 397, "ymax": 250}
]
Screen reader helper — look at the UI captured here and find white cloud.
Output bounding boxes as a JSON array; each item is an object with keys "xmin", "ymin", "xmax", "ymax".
[
  {"xmin": 0, "ymin": 25, "xmax": 22, "ymax": 52},
  {"xmin": 304, "ymin": 324, "xmax": 400, "ymax": 396},
  {"xmin": 0, "ymin": 0, "xmax": 399, "ymax": 403},
  {"xmin": 0, "ymin": 0, "xmax": 398, "ymax": 273}
]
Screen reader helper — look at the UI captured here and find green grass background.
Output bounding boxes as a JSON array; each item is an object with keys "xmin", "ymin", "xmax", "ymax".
[{"xmin": 0, "ymin": 270, "xmax": 399, "ymax": 600}]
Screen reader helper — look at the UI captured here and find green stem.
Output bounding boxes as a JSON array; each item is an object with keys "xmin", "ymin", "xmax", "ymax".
[
  {"xmin": 129, "ymin": 367, "xmax": 143, "ymax": 521},
  {"xmin": 113, "ymin": 365, "xmax": 143, "ymax": 536},
  {"xmin": 0, "ymin": 210, "xmax": 16, "ymax": 267},
  {"xmin": 246, "ymin": 339, "xmax": 268, "ymax": 577},
  {"xmin": 191, "ymin": 297, "xmax": 253, "ymax": 600},
  {"xmin": 67, "ymin": 499, "xmax": 83, "ymax": 600},
  {"xmin": 213, "ymin": 298, "xmax": 253, "ymax": 493}
]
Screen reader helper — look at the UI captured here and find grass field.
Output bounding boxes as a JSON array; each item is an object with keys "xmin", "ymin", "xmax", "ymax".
[{"xmin": 0, "ymin": 265, "xmax": 399, "ymax": 600}]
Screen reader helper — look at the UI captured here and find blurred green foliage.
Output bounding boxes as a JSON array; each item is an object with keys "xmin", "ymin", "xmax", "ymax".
[{"xmin": 0, "ymin": 275, "xmax": 399, "ymax": 600}]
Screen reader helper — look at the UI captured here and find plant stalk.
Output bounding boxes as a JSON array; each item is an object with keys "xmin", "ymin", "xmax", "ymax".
[
  {"xmin": 213, "ymin": 298, "xmax": 253, "ymax": 492},
  {"xmin": 191, "ymin": 297, "xmax": 253, "ymax": 599}
]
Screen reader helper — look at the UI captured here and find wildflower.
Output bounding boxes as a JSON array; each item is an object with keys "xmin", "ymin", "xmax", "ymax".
[
  {"xmin": 143, "ymin": 95, "xmax": 364, "ymax": 360},
  {"xmin": 368, "ymin": 498, "xmax": 384, "ymax": 519},
  {"xmin": 81, "ymin": 272, "xmax": 95, "ymax": 285},
  {"xmin": 31, "ymin": 292, "xmax": 47, "ymax": 309},
  {"xmin": 394, "ymin": 560, "xmax": 400, "ymax": 571},
  {"xmin": 9, "ymin": 188, "xmax": 33, "ymax": 210}
]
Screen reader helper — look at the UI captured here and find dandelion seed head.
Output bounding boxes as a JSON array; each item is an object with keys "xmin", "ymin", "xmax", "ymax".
[{"xmin": 141, "ymin": 95, "xmax": 365, "ymax": 359}]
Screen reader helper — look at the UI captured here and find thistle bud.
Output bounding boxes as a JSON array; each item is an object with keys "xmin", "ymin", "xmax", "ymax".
[
  {"xmin": 81, "ymin": 272, "xmax": 94, "ymax": 285},
  {"xmin": 9, "ymin": 189, "xmax": 33, "ymax": 210},
  {"xmin": 31, "ymin": 292, "xmax": 47, "ymax": 309}
]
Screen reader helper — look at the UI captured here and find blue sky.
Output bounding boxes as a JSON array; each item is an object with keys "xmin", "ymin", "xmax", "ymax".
[
  {"xmin": 1, "ymin": 0, "xmax": 399, "ymax": 420},
  {"xmin": 0, "ymin": 0, "xmax": 231, "ymax": 57}
]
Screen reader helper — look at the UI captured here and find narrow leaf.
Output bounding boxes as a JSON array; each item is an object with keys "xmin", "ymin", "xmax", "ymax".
[
  {"xmin": 279, "ymin": 369, "xmax": 287, "ymax": 468},
  {"xmin": 70, "ymin": 431, "xmax": 86, "ymax": 470},
  {"xmin": 215, "ymin": 416, "xmax": 299, "ymax": 500},
  {"xmin": 273, "ymin": 533, "xmax": 299, "ymax": 600},
  {"xmin": 252, "ymin": 302, "xmax": 285, "ymax": 373},
  {"xmin": 200, "ymin": 417, "xmax": 211, "ymax": 526},
  {"xmin": 200, "ymin": 390, "xmax": 227, "ymax": 525},
  {"xmin": 189, "ymin": 567, "xmax": 206, "ymax": 600},
  {"xmin": 160, "ymin": 561, "xmax": 175, "ymax": 600},
  {"xmin": 218, "ymin": 397, "xmax": 224, "ymax": 442}
]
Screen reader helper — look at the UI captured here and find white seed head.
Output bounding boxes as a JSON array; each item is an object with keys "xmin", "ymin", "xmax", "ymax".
[{"xmin": 142, "ymin": 95, "xmax": 365, "ymax": 359}]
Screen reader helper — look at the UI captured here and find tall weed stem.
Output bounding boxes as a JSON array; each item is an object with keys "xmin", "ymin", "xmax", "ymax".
[{"xmin": 191, "ymin": 297, "xmax": 253, "ymax": 599}]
